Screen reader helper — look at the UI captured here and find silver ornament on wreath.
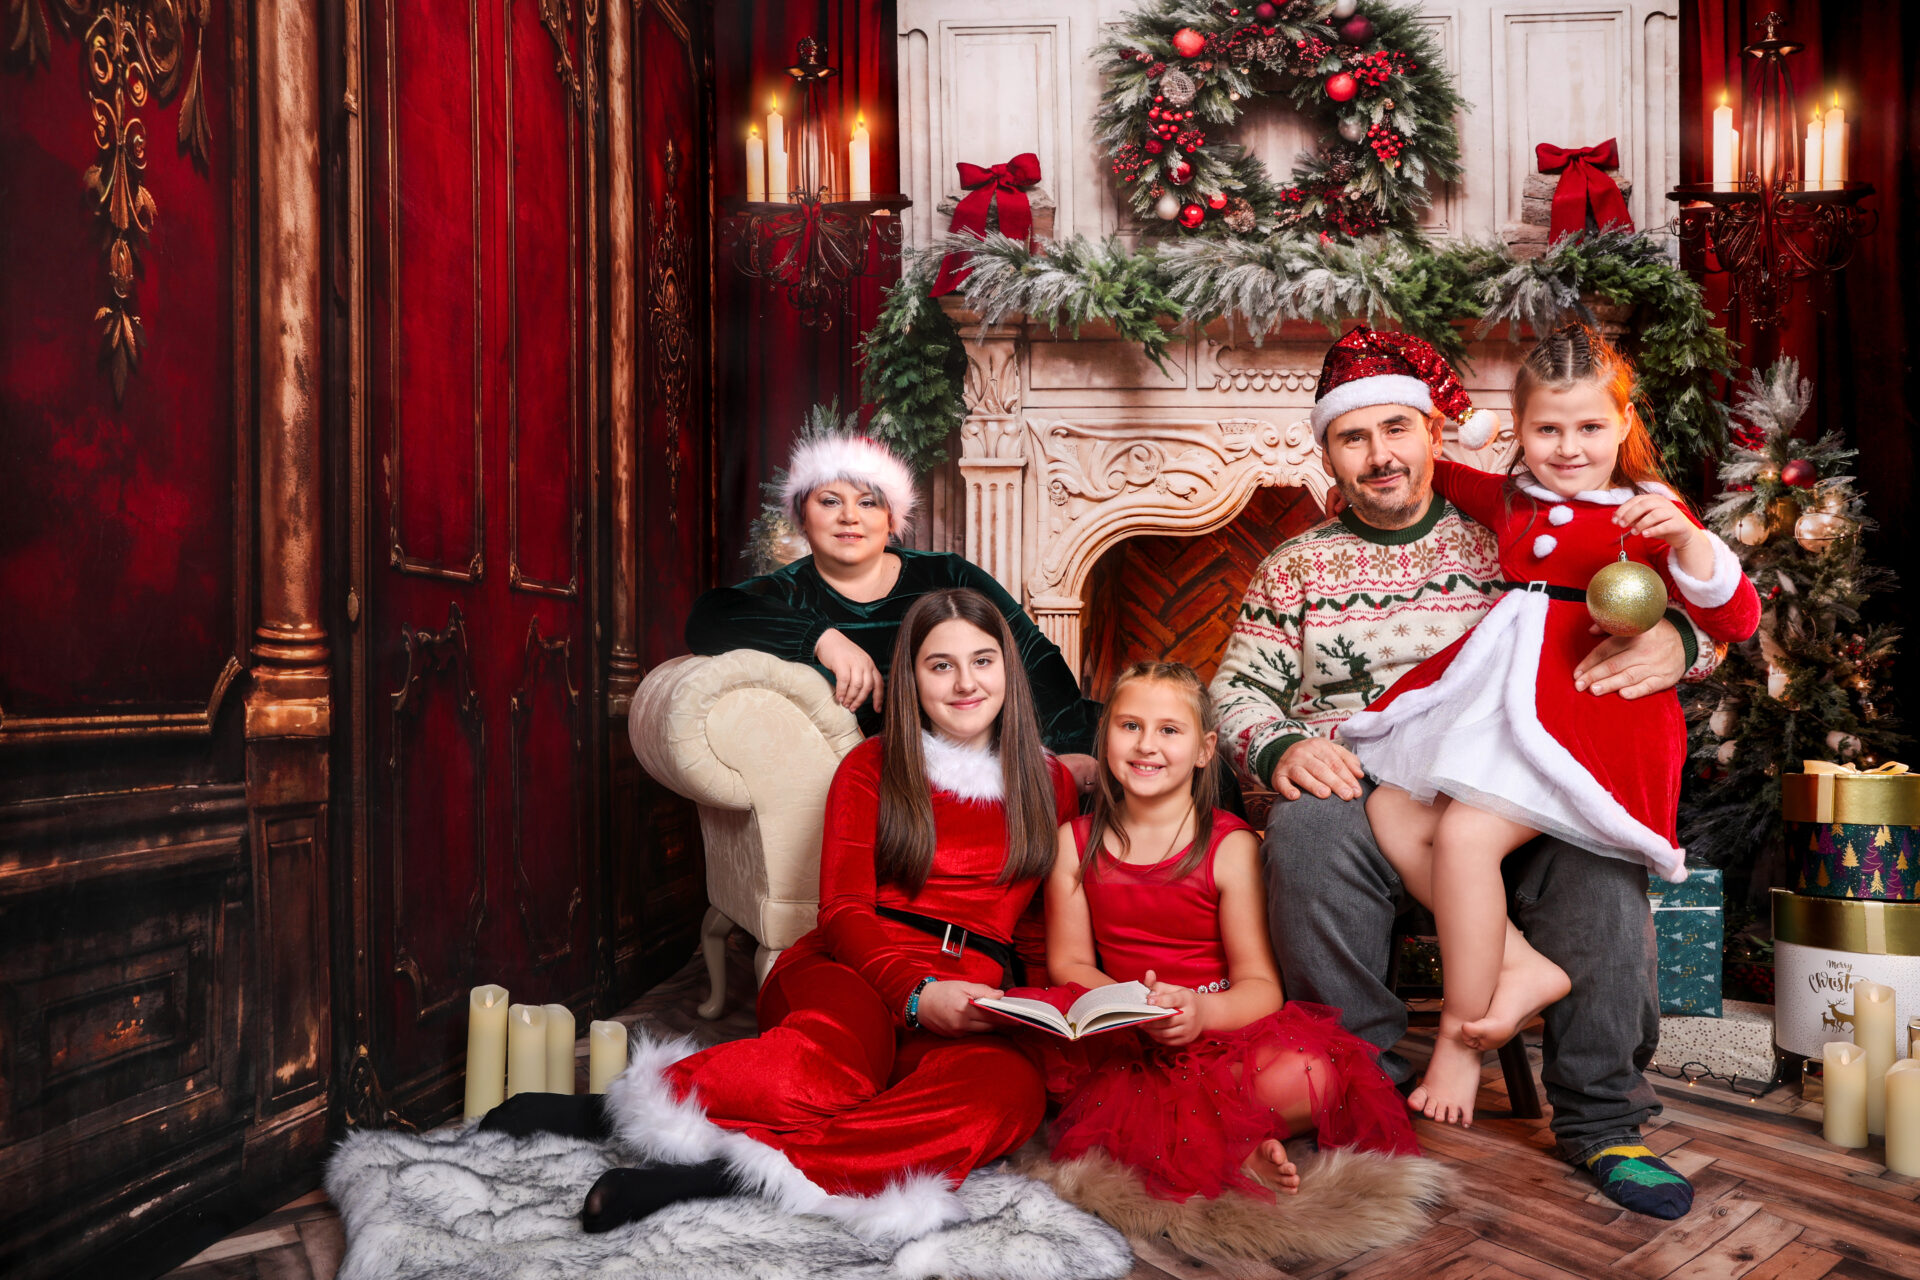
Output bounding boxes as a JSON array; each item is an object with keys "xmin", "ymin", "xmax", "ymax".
[
  {"xmin": 1332, "ymin": 0, "xmax": 1358, "ymax": 17},
  {"xmin": 1154, "ymin": 191, "xmax": 1182, "ymax": 220},
  {"xmin": 1338, "ymin": 115, "xmax": 1368, "ymax": 143},
  {"xmin": 1159, "ymin": 67, "xmax": 1198, "ymax": 107}
]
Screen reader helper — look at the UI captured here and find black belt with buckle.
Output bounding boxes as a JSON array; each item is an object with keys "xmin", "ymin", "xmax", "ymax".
[
  {"xmin": 874, "ymin": 906, "xmax": 1024, "ymax": 988},
  {"xmin": 1497, "ymin": 580, "xmax": 1588, "ymax": 603}
]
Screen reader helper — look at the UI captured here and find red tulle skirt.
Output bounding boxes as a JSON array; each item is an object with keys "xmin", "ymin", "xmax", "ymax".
[{"xmin": 1026, "ymin": 1001, "xmax": 1420, "ymax": 1202}]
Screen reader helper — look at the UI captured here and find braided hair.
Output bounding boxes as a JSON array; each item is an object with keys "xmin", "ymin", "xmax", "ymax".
[{"xmin": 1510, "ymin": 324, "xmax": 1668, "ymax": 489}]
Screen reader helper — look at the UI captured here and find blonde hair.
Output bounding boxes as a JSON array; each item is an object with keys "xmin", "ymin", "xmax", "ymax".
[
  {"xmin": 1511, "ymin": 324, "xmax": 1668, "ymax": 489},
  {"xmin": 1081, "ymin": 662, "xmax": 1221, "ymax": 882}
]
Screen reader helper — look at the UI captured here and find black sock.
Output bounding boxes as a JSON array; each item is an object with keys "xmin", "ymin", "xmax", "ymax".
[
  {"xmin": 478, "ymin": 1092, "xmax": 613, "ymax": 1141},
  {"xmin": 580, "ymin": 1160, "xmax": 747, "ymax": 1233}
]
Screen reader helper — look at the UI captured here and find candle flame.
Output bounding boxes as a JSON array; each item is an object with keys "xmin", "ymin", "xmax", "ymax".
[
  {"xmin": 750, "ymin": 124, "xmax": 759, "ymax": 136},
  {"xmin": 1832, "ymin": 91, "xmax": 1841, "ymax": 108},
  {"xmin": 1719, "ymin": 91, "xmax": 1728, "ymax": 107},
  {"xmin": 770, "ymin": 96, "xmax": 779, "ymax": 111}
]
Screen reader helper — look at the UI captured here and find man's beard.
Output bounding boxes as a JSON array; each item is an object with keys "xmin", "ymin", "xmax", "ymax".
[{"xmin": 1340, "ymin": 465, "xmax": 1423, "ymax": 524}]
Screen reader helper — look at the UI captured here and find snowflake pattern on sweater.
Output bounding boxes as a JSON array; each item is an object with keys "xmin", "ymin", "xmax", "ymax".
[{"xmin": 1209, "ymin": 499, "xmax": 1715, "ymax": 788}]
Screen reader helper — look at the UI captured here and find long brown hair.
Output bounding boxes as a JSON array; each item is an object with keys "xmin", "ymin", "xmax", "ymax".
[
  {"xmin": 1510, "ymin": 324, "xmax": 1669, "ymax": 490},
  {"xmin": 873, "ymin": 589, "xmax": 1059, "ymax": 894},
  {"xmin": 1079, "ymin": 662, "xmax": 1221, "ymax": 883}
]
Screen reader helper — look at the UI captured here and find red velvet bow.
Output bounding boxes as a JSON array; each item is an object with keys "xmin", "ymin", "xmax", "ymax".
[
  {"xmin": 930, "ymin": 152, "xmax": 1042, "ymax": 296},
  {"xmin": 1535, "ymin": 140, "xmax": 1633, "ymax": 244}
]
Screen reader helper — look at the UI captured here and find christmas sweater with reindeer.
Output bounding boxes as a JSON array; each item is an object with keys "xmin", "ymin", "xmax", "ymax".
[{"xmin": 1210, "ymin": 491, "xmax": 1715, "ymax": 793}]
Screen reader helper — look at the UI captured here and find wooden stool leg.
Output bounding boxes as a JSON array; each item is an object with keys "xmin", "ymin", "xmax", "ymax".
[
  {"xmin": 695, "ymin": 906, "xmax": 734, "ymax": 1020},
  {"xmin": 1498, "ymin": 1037, "xmax": 1543, "ymax": 1119}
]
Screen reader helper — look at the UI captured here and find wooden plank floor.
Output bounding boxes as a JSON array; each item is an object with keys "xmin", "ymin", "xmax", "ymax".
[{"xmin": 167, "ymin": 943, "xmax": 1920, "ymax": 1280}]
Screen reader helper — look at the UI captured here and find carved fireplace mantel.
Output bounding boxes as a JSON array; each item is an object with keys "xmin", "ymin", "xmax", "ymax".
[{"xmin": 937, "ymin": 302, "xmax": 1523, "ymax": 672}]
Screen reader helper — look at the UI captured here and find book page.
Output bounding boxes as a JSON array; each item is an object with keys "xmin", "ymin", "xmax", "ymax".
[
  {"xmin": 1065, "ymin": 981, "xmax": 1161, "ymax": 1027},
  {"xmin": 971, "ymin": 994, "xmax": 1071, "ymax": 1035}
]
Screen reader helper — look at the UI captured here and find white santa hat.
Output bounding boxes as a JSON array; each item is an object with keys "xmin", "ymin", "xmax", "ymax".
[
  {"xmin": 1310, "ymin": 326, "xmax": 1501, "ymax": 451},
  {"xmin": 781, "ymin": 434, "xmax": 918, "ymax": 536}
]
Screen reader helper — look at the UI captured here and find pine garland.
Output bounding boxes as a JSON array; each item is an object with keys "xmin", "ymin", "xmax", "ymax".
[{"xmin": 862, "ymin": 230, "xmax": 1732, "ymax": 477}]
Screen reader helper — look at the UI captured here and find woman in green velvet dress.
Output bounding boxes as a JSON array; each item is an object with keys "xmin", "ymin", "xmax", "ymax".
[{"xmin": 685, "ymin": 434, "xmax": 1101, "ymax": 787}]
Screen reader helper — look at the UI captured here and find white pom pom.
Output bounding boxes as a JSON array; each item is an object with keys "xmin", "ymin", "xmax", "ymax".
[
  {"xmin": 1548, "ymin": 504, "xmax": 1574, "ymax": 526},
  {"xmin": 1532, "ymin": 534, "xmax": 1558, "ymax": 559},
  {"xmin": 1458, "ymin": 409, "xmax": 1500, "ymax": 451}
]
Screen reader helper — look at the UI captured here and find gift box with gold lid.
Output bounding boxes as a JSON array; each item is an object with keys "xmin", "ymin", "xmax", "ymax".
[
  {"xmin": 1771, "ymin": 888, "xmax": 1920, "ymax": 1060},
  {"xmin": 1781, "ymin": 762, "xmax": 1918, "ymax": 901}
]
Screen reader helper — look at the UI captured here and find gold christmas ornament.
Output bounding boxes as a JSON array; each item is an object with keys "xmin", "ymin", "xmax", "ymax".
[
  {"xmin": 1733, "ymin": 511, "xmax": 1770, "ymax": 546},
  {"xmin": 1825, "ymin": 729, "xmax": 1862, "ymax": 759},
  {"xmin": 1586, "ymin": 555, "xmax": 1669, "ymax": 636},
  {"xmin": 1793, "ymin": 510, "xmax": 1851, "ymax": 553},
  {"xmin": 1768, "ymin": 496, "xmax": 1799, "ymax": 534}
]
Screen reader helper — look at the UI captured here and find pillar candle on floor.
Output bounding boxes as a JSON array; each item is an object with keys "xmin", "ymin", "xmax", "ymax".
[
  {"xmin": 1887, "ymin": 1060, "xmax": 1920, "ymax": 1176},
  {"xmin": 544, "ymin": 1004, "xmax": 576, "ymax": 1095},
  {"xmin": 1855, "ymin": 981, "xmax": 1896, "ymax": 1136},
  {"xmin": 463, "ymin": 984, "xmax": 510, "ymax": 1120},
  {"xmin": 507, "ymin": 1004, "xmax": 547, "ymax": 1097},
  {"xmin": 1823, "ymin": 1040, "xmax": 1868, "ymax": 1149},
  {"xmin": 590, "ymin": 1020, "xmax": 628, "ymax": 1094}
]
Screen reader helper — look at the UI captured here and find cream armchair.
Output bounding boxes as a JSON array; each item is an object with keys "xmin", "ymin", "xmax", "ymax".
[{"xmin": 628, "ymin": 650, "xmax": 864, "ymax": 1018}]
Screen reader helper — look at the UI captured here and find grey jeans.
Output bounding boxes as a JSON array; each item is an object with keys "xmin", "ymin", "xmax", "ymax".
[{"xmin": 1265, "ymin": 782, "xmax": 1662, "ymax": 1163}]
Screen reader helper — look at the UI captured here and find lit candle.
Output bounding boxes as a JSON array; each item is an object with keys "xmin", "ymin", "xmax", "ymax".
[
  {"xmin": 747, "ymin": 125, "xmax": 766, "ymax": 202},
  {"xmin": 506, "ymin": 1003, "xmax": 547, "ymax": 1097},
  {"xmin": 543, "ymin": 1003, "xmax": 576, "ymax": 1096},
  {"xmin": 1824, "ymin": 1040, "xmax": 1868, "ymax": 1149},
  {"xmin": 463, "ymin": 984, "xmax": 510, "ymax": 1120},
  {"xmin": 589, "ymin": 1019, "xmax": 628, "ymax": 1094},
  {"xmin": 849, "ymin": 116, "xmax": 871, "ymax": 202},
  {"xmin": 767, "ymin": 98, "xmax": 788, "ymax": 203},
  {"xmin": 1888, "ymin": 1060, "xmax": 1920, "ymax": 1177},
  {"xmin": 1712, "ymin": 93, "xmax": 1736, "ymax": 187},
  {"xmin": 1805, "ymin": 108, "xmax": 1822, "ymax": 188},
  {"xmin": 1856, "ymin": 981, "xmax": 1897, "ymax": 1136},
  {"xmin": 1821, "ymin": 92, "xmax": 1847, "ymax": 188}
]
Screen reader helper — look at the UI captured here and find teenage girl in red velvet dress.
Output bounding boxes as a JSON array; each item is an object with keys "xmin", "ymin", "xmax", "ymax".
[
  {"xmin": 482, "ymin": 588, "xmax": 1078, "ymax": 1243},
  {"xmin": 1030, "ymin": 663, "xmax": 1418, "ymax": 1204}
]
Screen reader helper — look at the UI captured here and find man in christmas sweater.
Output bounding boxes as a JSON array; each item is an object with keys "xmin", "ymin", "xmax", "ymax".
[{"xmin": 1210, "ymin": 328, "xmax": 1716, "ymax": 1221}]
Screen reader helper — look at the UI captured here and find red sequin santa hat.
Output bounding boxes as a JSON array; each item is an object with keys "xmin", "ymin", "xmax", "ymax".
[{"xmin": 1310, "ymin": 327, "xmax": 1500, "ymax": 450}]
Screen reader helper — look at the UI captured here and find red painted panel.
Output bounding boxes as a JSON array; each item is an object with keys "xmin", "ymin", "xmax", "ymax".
[
  {"xmin": 507, "ymin": 0, "xmax": 580, "ymax": 594},
  {"xmin": 383, "ymin": 0, "xmax": 484, "ymax": 577},
  {"xmin": 509, "ymin": 620, "xmax": 584, "ymax": 967},
  {"xmin": 0, "ymin": 10, "xmax": 237, "ymax": 715}
]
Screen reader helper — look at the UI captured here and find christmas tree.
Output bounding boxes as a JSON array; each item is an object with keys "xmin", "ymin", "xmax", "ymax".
[{"xmin": 1680, "ymin": 360, "xmax": 1906, "ymax": 890}]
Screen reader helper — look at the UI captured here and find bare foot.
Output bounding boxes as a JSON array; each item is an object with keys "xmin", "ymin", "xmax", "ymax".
[
  {"xmin": 1245, "ymin": 1139, "xmax": 1301, "ymax": 1195},
  {"xmin": 1461, "ymin": 939, "xmax": 1571, "ymax": 1051},
  {"xmin": 1407, "ymin": 1032, "xmax": 1483, "ymax": 1127}
]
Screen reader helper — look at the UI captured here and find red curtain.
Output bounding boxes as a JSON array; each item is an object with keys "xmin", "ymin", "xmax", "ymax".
[
  {"xmin": 712, "ymin": 0, "xmax": 899, "ymax": 573},
  {"xmin": 1681, "ymin": 0, "xmax": 1919, "ymax": 714}
]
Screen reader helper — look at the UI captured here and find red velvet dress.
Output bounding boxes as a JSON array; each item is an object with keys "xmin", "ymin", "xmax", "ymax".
[
  {"xmin": 665, "ymin": 735, "xmax": 1079, "ymax": 1197},
  {"xmin": 1338, "ymin": 461, "xmax": 1762, "ymax": 882},
  {"xmin": 1031, "ymin": 813, "xmax": 1420, "ymax": 1202}
]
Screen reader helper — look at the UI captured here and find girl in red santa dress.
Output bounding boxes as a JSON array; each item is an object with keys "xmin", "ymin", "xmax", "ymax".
[
  {"xmin": 1025, "ymin": 662, "xmax": 1418, "ymax": 1206},
  {"xmin": 1336, "ymin": 325, "xmax": 1761, "ymax": 1128},
  {"xmin": 481, "ymin": 587, "xmax": 1079, "ymax": 1242}
]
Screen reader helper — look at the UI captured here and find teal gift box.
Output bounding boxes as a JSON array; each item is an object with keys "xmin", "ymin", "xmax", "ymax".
[{"xmin": 1648, "ymin": 869, "xmax": 1723, "ymax": 1017}]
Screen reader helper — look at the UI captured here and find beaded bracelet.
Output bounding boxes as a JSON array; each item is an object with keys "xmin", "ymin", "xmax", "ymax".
[{"xmin": 904, "ymin": 975, "xmax": 938, "ymax": 1030}]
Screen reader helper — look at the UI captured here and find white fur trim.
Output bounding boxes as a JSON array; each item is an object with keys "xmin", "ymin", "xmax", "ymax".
[
  {"xmin": 1457, "ymin": 409, "xmax": 1499, "ymax": 451},
  {"xmin": 1518, "ymin": 478, "xmax": 1676, "ymax": 507},
  {"xmin": 1548, "ymin": 504, "xmax": 1574, "ymax": 526},
  {"xmin": 1531, "ymin": 535, "xmax": 1558, "ymax": 559},
  {"xmin": 1340, "ymin": 592, "xmax": 1687, "ymax": 882},
  {"xmin": 922, "ymin": 730, "xmax": 1004, "ymax": 802},
  {"xmin": 783, "ymin": 435, "xmax": 918, "ymax": 536},
  {"xmin": 1666, "ymin": 531, "xmax": 1744, "ymax": 609},
  {"xmin": 1310, "ymin": 374, "xmax": 1433, "ymax": 443},
  {"xmin": 602, "ymin": 1032, "xmax": 969, "ymax": 1245}
]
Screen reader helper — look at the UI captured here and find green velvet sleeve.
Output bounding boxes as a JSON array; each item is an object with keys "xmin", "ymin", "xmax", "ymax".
[
  {"xmin": 683, "ymin": 566, "xmax": 833, "ymax": 665},
  {"xmin": 947, "ymin": 558, "xmax": 1102, "ymax": 756}
]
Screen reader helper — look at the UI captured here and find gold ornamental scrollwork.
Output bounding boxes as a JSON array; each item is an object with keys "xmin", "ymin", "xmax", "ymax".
[
  {"xmin": 7, "ymin": 0, "xmax": 214, "ymax": 401},
  {"xmin": 648, "ymin": 140, "xmax": 692, "ymax": 529}
]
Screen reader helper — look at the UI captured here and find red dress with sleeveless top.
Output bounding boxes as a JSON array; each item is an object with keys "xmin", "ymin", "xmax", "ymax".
[{"xmin": 1029, "ymin": 812, "xmax": 1419, "ymax": 1202}]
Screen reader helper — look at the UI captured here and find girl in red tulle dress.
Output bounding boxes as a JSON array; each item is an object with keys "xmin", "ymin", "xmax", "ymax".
[{"xmin": 1025, "ymin": 662, "xmax": 1419, "ymax": 1203}]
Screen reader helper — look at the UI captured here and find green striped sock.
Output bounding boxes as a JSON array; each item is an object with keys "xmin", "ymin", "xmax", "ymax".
[{"xmin": 1584, "ymin": 1145, "xmax": 1693, "ymax": 1220}]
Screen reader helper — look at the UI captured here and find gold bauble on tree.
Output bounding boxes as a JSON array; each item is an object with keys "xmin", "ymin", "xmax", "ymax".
[
  {"xmin": 1793, "ymin": 510, "xmax": 1851, "ymax": 553},
  {"xmin": 1733, "ymin": 511, "xmax": 1770, "ymax": 546},
  {"xmin": 1586, "ymin": 554, "xmax": 1670, "ymax": 636}
]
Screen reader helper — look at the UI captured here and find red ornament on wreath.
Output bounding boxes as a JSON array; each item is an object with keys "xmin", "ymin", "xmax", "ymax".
[
  {"xmin": 1339, "ymin": 15, "xmax": 1375, "ymax": 46},
  {"xmin": 1166, "ymin": 158, "xmax": 1194, "ymax": 186},
  {"xmin": 1178, "ymin": 202, "xmax": 1207, "ymax": 229},
  {"xmin": 1171, "ymin": 27, "xmax": 1206, "ymax": 59},
  {"xmin": 1253, "ymin": 1, "xmax": 1276, "ymax": 17},
  {"xmin": 1206, "ymin": 192, "xmax": 1229, "ymax": 210},
  {"xmin": 1780, "ymin": 458, "xmax": 1817, "ymax": 488},
  {"xmin": 1326, "ymin": 72, "xmax": 1358, "ymax": 102}
]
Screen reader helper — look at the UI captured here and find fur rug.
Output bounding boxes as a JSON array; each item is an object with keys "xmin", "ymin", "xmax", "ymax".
[
  {"xmin": 324, "ymin": 1125, "xmax": 1132, "ymax": 1280},
  {"xmin": 1011, "ymin": 1142, "xmax": 1453, "ymax": 1262}
]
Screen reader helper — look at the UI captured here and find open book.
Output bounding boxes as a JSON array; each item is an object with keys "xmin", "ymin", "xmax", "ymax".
[{"xmin": 972, "ymin": 981, "xmax": 1175, "ymax": 1040}]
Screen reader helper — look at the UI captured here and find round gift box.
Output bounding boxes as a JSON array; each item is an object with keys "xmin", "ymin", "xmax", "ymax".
[
  {"xmin": 1771, "ymin": 889, "xmax": 1920, "ymax": 1060},
  {"xmin": 1781, "ymin": 768, "xmax": 1920, "ymax": 901}
]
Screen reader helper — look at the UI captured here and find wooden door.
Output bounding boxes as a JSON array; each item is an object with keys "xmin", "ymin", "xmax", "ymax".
[{"xmin": 354, "ymin": 0, "xmax": 599, "ymax": 1115}]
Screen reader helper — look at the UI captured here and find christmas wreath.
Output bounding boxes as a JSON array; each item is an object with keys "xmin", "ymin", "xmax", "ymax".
[{"xmin": 1098, "ymin": 0, "xmax": 1464, "ymax": 239}]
